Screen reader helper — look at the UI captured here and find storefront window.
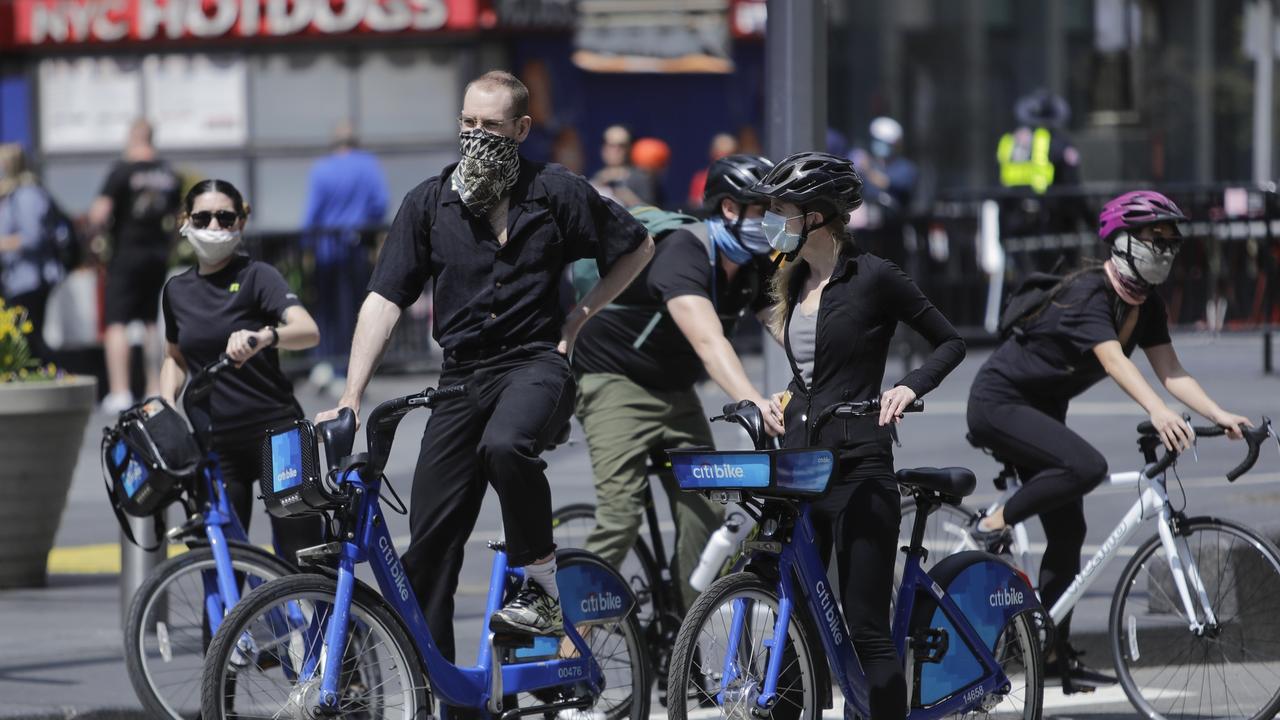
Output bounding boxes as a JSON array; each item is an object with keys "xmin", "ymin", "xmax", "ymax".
[
  {"xmin": 356, "ymin": 49, "xmax": 459, "ymax": 143},
  {"xmin": 250, "ymin": 52, "xmax": 353, "ymax": 146}
]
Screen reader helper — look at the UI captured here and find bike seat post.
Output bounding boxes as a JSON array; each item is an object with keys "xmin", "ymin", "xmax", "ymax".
[{"xmin": 907, "ymin": 492, "xmax": 934, "ymax": 559}]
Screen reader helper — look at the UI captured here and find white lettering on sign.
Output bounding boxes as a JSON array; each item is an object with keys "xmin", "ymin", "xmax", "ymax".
[
  {"xmin": 988, "ymin": 586, "xmax": 1024, "ymax": 608},
  {"xmin": 691, "ymin": 464, "xmax": 746, "ymax": 480},
  {"xmin": 275, "ymin": 466, "xmax": 298, "ymax": 484},
  {"xmin": 578, "ymin": 592, "xmax": 624, "ymax": 614},
  {"xmin": 815, "ymin": 580, "xmax": 844, "ymax": 645},
  {"xmin": 19, "ymin": 0, "xmax": 450, "ymax": 45}
]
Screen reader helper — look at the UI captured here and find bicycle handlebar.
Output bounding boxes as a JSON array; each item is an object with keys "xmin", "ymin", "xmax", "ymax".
[
  {"xmin": 1137, "ymin": 417, "xmax": 1274, "ymax": 482},
  {"xmin": 363, "ymin": 383, "xmax": 468, "ymax": 479},
  {"xmin": 183, "ymin": 336, "xmax": 258, "ymax": 410},
  {"xmin": 811, "ymin": 398, "xmax": 924, "ymax": 439}
]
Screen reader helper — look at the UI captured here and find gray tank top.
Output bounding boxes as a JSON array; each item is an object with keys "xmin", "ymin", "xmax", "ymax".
[{"xmin": 789, "ymin": 304, "xmax": 818, "ymax": 387}]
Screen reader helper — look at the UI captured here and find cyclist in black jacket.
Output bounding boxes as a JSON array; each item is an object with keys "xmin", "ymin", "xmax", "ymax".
[{"xmin": 758, "ymin": 152, "xmax": 966, "ymax": 720}]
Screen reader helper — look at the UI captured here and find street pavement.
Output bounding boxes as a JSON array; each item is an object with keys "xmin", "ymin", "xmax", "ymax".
[{"xmin": 2, "ymin": 331, "xmax": 1278, "ymax": 718}]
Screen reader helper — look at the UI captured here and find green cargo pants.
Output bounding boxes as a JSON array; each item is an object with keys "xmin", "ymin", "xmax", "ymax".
[{"xmin": 575, "ymin": 372, "xmax": 724, "ymax": 611}]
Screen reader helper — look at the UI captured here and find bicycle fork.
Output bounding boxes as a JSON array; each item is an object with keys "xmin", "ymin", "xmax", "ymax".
[{"xmin": 1155, "ymin": 509, "xmax": 1220, "ymax": 635}]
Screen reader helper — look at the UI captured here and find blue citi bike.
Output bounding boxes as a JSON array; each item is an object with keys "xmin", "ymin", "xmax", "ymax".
[
  {"xmin": 104, "ymin": 346, "xmax": 304, "ymax": 720},
  {"xmin": 665, "ymin": 399, "xmax": 1047, "ymax": 720},
  {"xmin": 199, "ymin": 384, "xmax": 649, "ymax": 719}
]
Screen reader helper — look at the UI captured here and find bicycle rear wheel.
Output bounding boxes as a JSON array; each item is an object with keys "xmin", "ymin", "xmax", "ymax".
[
  {"xmin": 1109, "ymin": 517, "xmax": 1280, "ymax": 720},
  {"xmin": 201, "ymin": 573, "xmax": 430, "ymax": 720},
  {"xmin": 124, "ymin": 543, "xmax": 293, "ymax": 720},
  {"xmin": 667, "ymin": 572, "xmax": 819, "ymax": 720}
]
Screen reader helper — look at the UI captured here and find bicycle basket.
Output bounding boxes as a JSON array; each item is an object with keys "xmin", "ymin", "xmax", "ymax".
[
  {"xmin": 667, "ymin": 447, "xmax": 836, "ymax": 498},
  {"xmin": 102, "ymin": 397, "xmax": 202, "ymax": 517},
  {"xmin": 260, "ymin": 420, "xmax": 331, "ymax": 518}
]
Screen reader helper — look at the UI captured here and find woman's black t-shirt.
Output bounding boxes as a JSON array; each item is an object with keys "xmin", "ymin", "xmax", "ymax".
[
  {"xmin": 972, "ymin": 269, "xmax": 1171, "ymax": 405},
  {"xmin": 162, "ymin": 255, "xmax": 303, "ymax": 435}
]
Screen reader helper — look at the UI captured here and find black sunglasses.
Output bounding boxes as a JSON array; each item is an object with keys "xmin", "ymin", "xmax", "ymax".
[{"xmin": 190, "ymin": 210, "xmax": 240, "ymax": 229}]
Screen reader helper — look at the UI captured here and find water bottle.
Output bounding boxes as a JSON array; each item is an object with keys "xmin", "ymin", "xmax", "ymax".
[{"xmin": 689, "ymin": 512, "xmax": 752, "ymax": 591}]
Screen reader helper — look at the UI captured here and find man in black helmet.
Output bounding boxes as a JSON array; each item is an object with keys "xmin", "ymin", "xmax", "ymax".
[{"xmin": 572, "ymin": 154, "xmax": 782, "ymax": 610}]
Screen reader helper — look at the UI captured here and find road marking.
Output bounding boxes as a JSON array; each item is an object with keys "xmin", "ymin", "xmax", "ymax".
[{"xmin": 47, "ymin": 543, "xmax": 190, "ymax": 575}]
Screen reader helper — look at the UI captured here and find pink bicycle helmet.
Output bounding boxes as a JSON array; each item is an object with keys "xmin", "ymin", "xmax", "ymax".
[{"xmin": 1098, "ymin": 190, "xmax": 1188, "ymax": 243}]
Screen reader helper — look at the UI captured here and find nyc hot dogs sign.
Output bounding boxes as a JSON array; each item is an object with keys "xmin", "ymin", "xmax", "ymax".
[{"xmin": 7, "ymin": 0, "xmax": 477, "ymax": 46}]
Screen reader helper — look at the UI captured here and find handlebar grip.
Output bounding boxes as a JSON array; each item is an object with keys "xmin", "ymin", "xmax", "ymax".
[
  {"xmin": 1194, "ymin": 425, "xmax": 1226, "ymax": 438},
  {"xmin": 1148, "ymin": 451, "xmax": 1178, "ymax": 477},
  {"xmin": 1226, "ymin": 423, "xmax": 1269, "ymax": 482},
  {"xmin": 429, "ymin": 384, "xmax": 468, "ymax": 405}
]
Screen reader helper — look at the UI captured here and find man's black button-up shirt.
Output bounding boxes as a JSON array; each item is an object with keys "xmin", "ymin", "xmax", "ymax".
[{"xmin": 369, "ymin": 159, "xmax": 648, "ymax": 357}]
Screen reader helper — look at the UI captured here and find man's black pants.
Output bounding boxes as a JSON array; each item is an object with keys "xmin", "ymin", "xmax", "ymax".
[{"xmin": 400, "ymin": 345, "xmax": 575, "ymax": 662}]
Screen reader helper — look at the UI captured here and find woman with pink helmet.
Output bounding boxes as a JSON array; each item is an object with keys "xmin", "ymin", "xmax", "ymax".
[{"xmin": 965, "ymin": 190, "xmax": 1251, "ymax": 691}]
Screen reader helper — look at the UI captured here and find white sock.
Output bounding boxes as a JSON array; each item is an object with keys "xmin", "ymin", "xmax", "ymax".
[{"xmin": 524, "ymin": 556, "xmax": 559, "ymax": 600}]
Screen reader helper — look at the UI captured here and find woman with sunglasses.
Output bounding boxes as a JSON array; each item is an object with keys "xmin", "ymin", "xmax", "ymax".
[
  {"xmin": 159, "ymin": 178, "xmax": 325, "ymax": 562},
  {"xmin": 965, "ymin": 190, "xmax": 1251, "ymax": 690}
]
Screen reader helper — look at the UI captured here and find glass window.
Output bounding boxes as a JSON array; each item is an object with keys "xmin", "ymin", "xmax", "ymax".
[
  {"xmin": 356, "ymin": 49, "xmax": 459, "ymax": 144},
  {"xmin": 252, "ymin": 156, "xmax": 317, "ymax": 231},
  {"xmin": 250, "ymin": 53, "xmax": 352, "ymax": 146},
  {"xmin": 42, "ymin": 157, "xmax": 116, "ymax": 213}
]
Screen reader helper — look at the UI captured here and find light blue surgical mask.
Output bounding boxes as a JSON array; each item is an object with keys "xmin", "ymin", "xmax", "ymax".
[
  {"xmin": 736, "ymin": 216, "xmax": 771, "ymax": 255},
  {"xmin": 762, "ymin": 210, "xmax": 805, "ymax": 254}
]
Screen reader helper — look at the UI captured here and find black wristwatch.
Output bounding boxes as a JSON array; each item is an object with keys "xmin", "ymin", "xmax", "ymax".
[{"xmin": 266, "ymin": 326, "xmax": 280, "ymax": 347}]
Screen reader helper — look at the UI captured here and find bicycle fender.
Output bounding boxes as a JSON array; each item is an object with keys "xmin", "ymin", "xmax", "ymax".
[
  {"xmin": 556, "ymin": 548, "xmax": 637, "ymax": 625},
  {"xmin": 909, "ymin": 551, "xmax": 1040, "ymax": 707}
]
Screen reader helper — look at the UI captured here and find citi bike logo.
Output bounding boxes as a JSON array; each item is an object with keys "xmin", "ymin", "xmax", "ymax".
[
  {"xmin": 379, "ymin": 535, "xmax": 411, "ymax": 602},
  {"xmin": 815, "ymin": 580, "xmax": 844, "ymax": 644},
  {"xmin": 691, "ymin": 464, "xmax": 746, "ymax": 480},
  {"xmin": 275, "ymin": 466, "xmax": 298, "ymax": 485},
  {"xmin": 580, "ymin": 591, "xmax": 624, "ymax": 615},
  {"xmin": 989, "ymin": 585, "xmax": 1025, "ymax": 608}
]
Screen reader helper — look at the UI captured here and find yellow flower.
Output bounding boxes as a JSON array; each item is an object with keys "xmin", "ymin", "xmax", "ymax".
[{"xmin": 20, "ymin": 321, "xmax": 33, "ymax": 334}]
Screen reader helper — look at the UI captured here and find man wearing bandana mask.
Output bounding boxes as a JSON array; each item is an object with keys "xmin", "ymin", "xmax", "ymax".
[
  {"xmin": 966, "ymin": 190, "xmax": 1251, "ymax": 692},
  {"xmin": 571, "ymin": 154, "xmax": 781, "ymax": 614},
  {"xmin": 317, "ymin": 72, "xmax": 655, "ymax": 679}
]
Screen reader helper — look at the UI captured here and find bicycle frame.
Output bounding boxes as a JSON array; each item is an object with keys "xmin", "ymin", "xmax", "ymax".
[
  {"xmin": 308, "ymin": 469, "xmax": 604, "ymax": 713},
  {"xmin": 979, "ymin": 467, "xmax": 1217, "ymax": 631},
  {"xmin": 742, "ymin": 503, "xmax": 1013, "ymax": 720},
  {"xmin": 192, "ymin": 454, "xmax": 258, "ymax": 636}
]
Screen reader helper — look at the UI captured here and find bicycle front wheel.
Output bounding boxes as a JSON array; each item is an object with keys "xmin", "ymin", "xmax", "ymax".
[
  {"xmin": 201, "ymin": 573, "xmax": 430, "ymax": 720},
  {"xmin": 124, "ymin": 543, "xmax": 293, "ymax": 720},
  {"xmin": 1109, "ymin": 517, "xmax": 1280, "ymax": 720},
  {"xmin": 667, "ymin": 572, "xmax": 820, "ymax": 720}
]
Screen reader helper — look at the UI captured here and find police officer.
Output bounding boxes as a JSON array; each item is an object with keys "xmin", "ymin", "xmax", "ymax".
[
  {"xmin": 572, "ymin": 154, "xmax": 781, "ymax": 611},
  {"xmin": 316, "ymin": 71, "xmax": 654, "ymax": 673},
  {"xmin": 996, "ymin": 89, "xmax": 1080, "ymax": 195}
]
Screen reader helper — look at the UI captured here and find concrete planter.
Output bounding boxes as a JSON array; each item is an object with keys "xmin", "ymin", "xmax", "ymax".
[{"xmin": 0, "ymin": 377, "xmax": 96, "ymax": 587}]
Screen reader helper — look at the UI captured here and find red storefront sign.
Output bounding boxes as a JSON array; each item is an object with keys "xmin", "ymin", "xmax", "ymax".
[{"xmin": 2, "ymin": 0, "xmax": 479, "ymax": 47}]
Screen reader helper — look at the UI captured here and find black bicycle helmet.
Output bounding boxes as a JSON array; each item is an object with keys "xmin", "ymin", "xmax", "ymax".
[
  {"xmin": 703, "ymin": 154, "xmax": 774, "ymax": 208},
  {"xmin": 751, "ymin": 151, "xmax": 863, "ymax": 215}
]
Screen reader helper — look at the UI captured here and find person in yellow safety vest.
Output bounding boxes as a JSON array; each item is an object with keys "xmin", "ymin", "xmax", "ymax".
[{"xmin": 997, "ymin": 89, "xmax": 1081, "ymax": 194}]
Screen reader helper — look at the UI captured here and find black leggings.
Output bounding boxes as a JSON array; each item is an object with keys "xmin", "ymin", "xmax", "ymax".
[
  {"xmin": 966, "ymin": 396, "xmax": 1108, "ymax": 640},
  {"xmin": 811, "ymin": 456, "xmax": 905, "ymax": 720},
  {"xmin": 208, "ymin": 427, "xmax": 327, "ymax": 564}
]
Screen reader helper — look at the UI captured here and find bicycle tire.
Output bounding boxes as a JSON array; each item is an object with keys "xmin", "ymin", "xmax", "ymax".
[
  {"xmin": 667, "ymin": 572, "xmax": 820, "ymax": 720},
  {"xmin": 200, "ymin": 573, "xmax": 431, "ymax": 720},
  {"xmin": 1109, "ymin": 517, "xmax": 1280, "ymax": 720},
  {"xmin": 124, "ymin": 542, "xmax": 293, "ymax": 720}
]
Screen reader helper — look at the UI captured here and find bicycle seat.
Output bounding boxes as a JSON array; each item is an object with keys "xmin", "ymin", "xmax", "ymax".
[
  {"xmin": 895, "ymin": 466, "xmax": 977, "ymax": 501},
  {"xmin": 318, "ymin": 407, "xmax": 357, "ymax": 469}
]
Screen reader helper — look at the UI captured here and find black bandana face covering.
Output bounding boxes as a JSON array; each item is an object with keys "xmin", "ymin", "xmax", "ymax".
[{"xmin": 452, "ymin": 129, "xmax": 521, "ymax": 216}]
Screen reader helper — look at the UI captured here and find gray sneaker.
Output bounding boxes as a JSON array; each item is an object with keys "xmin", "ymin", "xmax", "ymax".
[{"xmin": 490, "ymin": 580, "xmax": 564, "ymax": 636}]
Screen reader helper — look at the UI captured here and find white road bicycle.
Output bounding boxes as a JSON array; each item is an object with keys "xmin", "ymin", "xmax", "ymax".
[{"xmin": 900, "ymin": 416, "xmax": 1280, "ymax": 720}]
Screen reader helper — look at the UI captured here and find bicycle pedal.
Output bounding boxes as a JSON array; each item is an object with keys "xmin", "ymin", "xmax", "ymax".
[{"xmin": 911, "ymin": 628, "xmax": 949, "ymax": 664}]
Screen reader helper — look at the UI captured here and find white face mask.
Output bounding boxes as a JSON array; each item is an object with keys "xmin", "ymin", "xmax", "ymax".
[
  {"xmin": 1117, "ymin": 232, "xmax": 1178, "ymax": 285},
  {"xmin": 181, "ymin": 223, "xmax": 242, "ymax": 265}
]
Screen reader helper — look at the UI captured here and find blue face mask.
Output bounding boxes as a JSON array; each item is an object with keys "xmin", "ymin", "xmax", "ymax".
[
  {"xmin": 707, "ymin": 218, "xmax": 753, "ymax": 265},
  {"xmin": 762, "ymin": 210, "xmax": 805, "ymax": 254},
  {"xmin": 736, "ymin": 216, "xmax": 772, "ymax": 255}
]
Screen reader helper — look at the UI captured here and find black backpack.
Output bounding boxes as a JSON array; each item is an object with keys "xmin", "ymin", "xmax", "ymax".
[{"xmin": 997, "ymin": 271, "xmax": 1067, "ymax": 340}]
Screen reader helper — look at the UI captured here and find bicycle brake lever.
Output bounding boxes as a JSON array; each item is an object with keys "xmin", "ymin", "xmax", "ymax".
[{"xmin": 890, "ymin": 422, "xmax": 902, "ymax": 448}]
